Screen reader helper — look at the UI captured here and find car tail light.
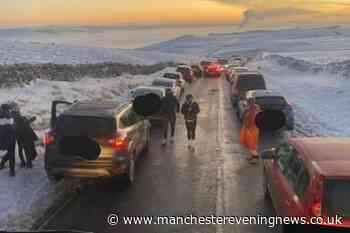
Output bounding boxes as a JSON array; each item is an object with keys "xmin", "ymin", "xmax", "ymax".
[
  {"xmin": 109, "ymin": 135, "xmax": 129, "ymax": 151},
  {"xmin": 43, "ymin": 132, "xmax": 54, "ymax": 145},
  {"xmin": 310, "ymin": 175, "xmax": 324, "ymax": 216},
  {"xmin": 312, "ymin": 201, "xmax": 322, "ymax": 217}
]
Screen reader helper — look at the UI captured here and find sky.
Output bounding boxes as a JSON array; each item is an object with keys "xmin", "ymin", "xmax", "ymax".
[{"xmin": 1, "ymin": 0, "xmax": 350, "ymax": 29}]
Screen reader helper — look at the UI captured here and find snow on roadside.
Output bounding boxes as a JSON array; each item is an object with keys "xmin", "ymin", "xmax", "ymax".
[
  {"xmin": 249, "ymin": 56, "xmax": 350, "ymax": 137},
  {"xmin": 0, "ymin": 70, "xmax": 165, "ymax": 230}
]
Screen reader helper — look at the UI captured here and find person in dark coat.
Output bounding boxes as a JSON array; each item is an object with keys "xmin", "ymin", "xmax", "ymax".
[
  {"xmin": 160, "ymin": 88, "xmax": 180, "ymax": 145},
  {"xmin": 181, "ymin": 94, "xmax": 200, "ymax": 149},
  {"xmin": 0, "ymin": 104, "xmax": 17, "ymax": 176},
  {"xmin": 12, "ymin": 110, "xmax": 38, "ymax": 168}
]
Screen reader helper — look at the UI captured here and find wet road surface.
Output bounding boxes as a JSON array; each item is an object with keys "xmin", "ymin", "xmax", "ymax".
[{"xmin": 44, "ymin": 78, "xmax": 282, "ymax": 233}]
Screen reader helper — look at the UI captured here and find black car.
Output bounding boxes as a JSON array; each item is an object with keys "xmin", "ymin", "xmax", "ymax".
[
  {"xmin": 44, "ymin": 100, "xmax": 151, "ymax": 184},
  {"xmin": 230, "ymin": 71, "xmax": 266, "ymax": 106},
  {"xmin": 237, "ymin": 90, "xmax": 294, "ymax": 131}
]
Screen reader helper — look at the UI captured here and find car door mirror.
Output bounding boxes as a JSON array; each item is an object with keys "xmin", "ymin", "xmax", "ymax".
[{"xmin": 260, "ymin": 148, "xmax": 276, "ymax": 160}]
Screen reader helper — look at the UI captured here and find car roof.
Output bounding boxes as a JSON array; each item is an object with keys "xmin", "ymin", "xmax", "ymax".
[
  {"xmin": 237, "ymin": 71, "xmax": 263, "ymax": 78},
  {"xmin": 177, "ymin": 65, "xmax": 191, "ymax": 69},
  {"xmin": 153, "ymin": 78, "xmax": 176, "ymax": 84},
  {"xmin": 62, "ymin": 101, "xmax": 126, "ymax": 118},
  {"xmin": 232, "ymin": 66, "xmax": 249, "ymax": 70},
  {"xmin": 247, "ymin": 90, "xmax": 284, "ymax": 98},
  {"xmin": 290, "ymin": 137, "xmax": 350, "ymax": 178},
  {"xmin": 132, "ymin": 85, "xmax": 166, "ymax": 92}
]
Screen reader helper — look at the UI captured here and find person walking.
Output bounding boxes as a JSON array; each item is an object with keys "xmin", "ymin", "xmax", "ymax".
[
  {"xmin": 181, "ymin": 94, "xmax": 200, "ymax": 150},
  {"xmin": 0, "ymin": 104, "xmax": 17, "ymax": 176},
  {"xmin": 239, "ymin": 98, "xmax": 261, "ymax": 162},
  {"xmin": 160, "ymin": 88, "xmax": 180, "ymax": 145},
  {"xmin": 12, "ymin": 110, "xmax": 38, "ymax": 168}
]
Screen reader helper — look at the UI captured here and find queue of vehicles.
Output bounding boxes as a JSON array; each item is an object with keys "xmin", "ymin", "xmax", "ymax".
[
  {"xmin": 221, "ymin": 56, "xmax": 349, "ymax": 231},
  {"xmin": 43, "ymin": 56, "xmax": 349, "ymax": 231},
  {"xmin": 44, "ymin": 63, "xmax": 197, "ymax": 184}
]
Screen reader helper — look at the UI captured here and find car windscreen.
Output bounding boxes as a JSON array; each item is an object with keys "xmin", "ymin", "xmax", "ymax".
[
  {"xmin": 176, "ymin": 67, "xmax": 191, "ymax": 74},
  {"xmin": 255, "ymin": 97, "xmax": 287, "ymax": 106},
  {"xmin": 56, "ymin": 115, "xmax": 116, "ymax": 137},
  {"xmin": 237, "ymin": 76, "xmax": 266, "ymax": 91},
  {"xmin": 132, "ymin": 89, "xmax": 163, "ymax": 98},
  {"xmin": 163, "ymin": 73, "xmax": 179, "ymax": 80},
  {"xmin": 152, "ymin": 80, "xmax": 174, "ymax": 88},
  {"xmin": 324, "ymin": 179, "xmax": 350, "ymax": 218}
]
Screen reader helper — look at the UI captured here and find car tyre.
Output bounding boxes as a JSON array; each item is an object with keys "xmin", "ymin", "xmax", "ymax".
[
  {"xmin": 124, "ymin": 154, "xmax": 136, "ymax": 185},
  {"xmin": 262, "ymin": 172, "xmax": 270, "ymax": 200},
  {"xmin": 47, "ymin": 173, "xmax": 63, "ymax": 183},
  {"xmin": 143, "ymin": 131, "xmax": 151, "ymax": 155}
]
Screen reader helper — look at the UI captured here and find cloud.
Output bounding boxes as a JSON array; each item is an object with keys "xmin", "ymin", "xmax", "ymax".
[
  {"xmin": 239, "ymin": 7, "xmax": 317, "ymax": 28},
  {"xmin": 204, "ymin": 0, "xmax": 350, "ymax": 28}
]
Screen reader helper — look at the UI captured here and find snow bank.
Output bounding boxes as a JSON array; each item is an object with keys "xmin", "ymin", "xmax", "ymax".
[
  {"xmin": 0, "ymin": 70, "xmax": 164, "ymax": 230},
  {"xmin": 250, "ymin": 56, "xmax": 350, "ymax": 137},
  {"xmin": 0, "ymin": 62, "xmax": 173, "ymax": 88},
  {"xmin": 262, "ymin": 54, "xmax": 350, "ymax": 78}
]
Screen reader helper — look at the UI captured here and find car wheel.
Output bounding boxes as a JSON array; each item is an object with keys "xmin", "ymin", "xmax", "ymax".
[
  {"xmin": 124, "ymin": 154, "xmax": 135, "ymax": 185},
  {"xmin": 47, "ymin": 173, "xmax": 63, "ymax": 183},
  {"xmin": 282, "ymin": 224, "xmax": 297, "ymax": 233},
  {"xmin": 262, "ymin": 172, "xmax": 270, "ymax": 200},
  {"xmin": 143, "ymin": 131, "xmax": 151, "ymax": 155}
]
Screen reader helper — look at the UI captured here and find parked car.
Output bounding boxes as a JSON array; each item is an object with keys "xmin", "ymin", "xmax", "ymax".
[
  {"xmin": 152, "ymin": 78, "xmax": 181, "ymax": 99},
  {"xmin": 129, "ymin": 86, "xmax": 166, "ymax": 124},
  {"xmin": 227, "ymin": 66, "xmax": 249, "ymax": 83},
  {"xmin": 261, "ymin": 138, "xmax": 350, "ymax": 232},
  {"xmin": 163, "ymin": 71, "xmax": 185, "ymax": 89},
  {"xmin": 191, "ymin": 64, "xmax": 202, "ymax": 78},
  {"xmin": 203, "ymin": 62, "xmax": 222, "ymax": 78},
  {"xmin": 237, "ymin": 90, "xmax": 294, "ymax": 131},
  {"xmin": 230, "ymin": 71, "xmax": 266, "ymax": 107},
  {"xmin": 176, "ymin": 65, "xmax": 194, "ymax": 83},
  {"xmin": 44, "ymin": 101, "xmax": 151, "ymax": 184},
  {"xmin": 130, "ymin": 86, "xmax": 165, "ymax": 99}
]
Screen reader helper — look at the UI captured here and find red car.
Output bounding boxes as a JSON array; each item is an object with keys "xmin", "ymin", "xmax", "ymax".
[
  {"xmin": 261, "ymin": 138, "xmax": 350, "ymax": 232},
  {"xmin": 203, "ymin": 63, "xmax": 221, "ymax": 78},
  {"xmin": 176, "ymin": 65, "xmax": 194, "ymax": 83}
]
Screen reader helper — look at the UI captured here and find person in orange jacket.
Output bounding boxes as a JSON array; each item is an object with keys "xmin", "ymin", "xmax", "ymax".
[{"xmin": 239, "ymin": 98, "xmax": 261, "ymax": 162}]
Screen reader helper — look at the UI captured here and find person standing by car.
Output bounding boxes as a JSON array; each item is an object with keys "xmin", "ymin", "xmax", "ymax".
[
  {"xmin": 0, "ymin": 104, "xmax": 17, "ymax": 176},
  {"xmin": 239, "ymin": 98, "xmax": 261, "ymax": 162},
  {"xmin": 12, "ymin": 109, "xmax": 38, "ymax": 168},
  {"xmin": 160, "ymin": 88, "xmax": 180, "ymax": 145},
  {"xmin": 181, "ymin": 94, "xmax": 200, "ymax": 150}
]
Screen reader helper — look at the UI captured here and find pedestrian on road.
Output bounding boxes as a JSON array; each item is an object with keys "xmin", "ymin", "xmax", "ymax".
[
  {"xmin": 0, "ymin": 104, "xmax": 17, "ymax": 176},
  {"xmin": 239, "ymin": 98, "xmax": 261, "ymax": 162},
  {"xmin": 12, "ymin": 109, "xmax": 38, "ymax": 168},
  {"xmin": 160, "ymin": 88, "xmax": 180, "ymax": 145},
  {"xmin": 181, "ymin": 94, "xmax": 200, "ymax": 150}
]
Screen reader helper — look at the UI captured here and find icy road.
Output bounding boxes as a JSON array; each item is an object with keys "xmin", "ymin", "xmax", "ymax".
[{"xmin": 42, "ymin": 77, "xmax": 283, "ymax": 233}]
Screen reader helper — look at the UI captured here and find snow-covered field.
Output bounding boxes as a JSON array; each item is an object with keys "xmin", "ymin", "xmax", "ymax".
[{"xmin": 2, "ymin": 25, "xmax": 350, "ymax": 229}]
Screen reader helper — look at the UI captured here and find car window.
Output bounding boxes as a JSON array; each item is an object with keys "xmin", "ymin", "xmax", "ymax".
[
  {"xmin": 295, "ymin": 166, "xmax": 310, "ymax": 198},
  {"xmin": 277, "ymin": 144, "xmax": 310, "ymax": 197},
  {"xmin": 276, "ymin": 143, "xmax": 294, "ymax": 173},
  {"xmin": 119, "ymin": 107, "xmax": 141, "ymax": 128}
]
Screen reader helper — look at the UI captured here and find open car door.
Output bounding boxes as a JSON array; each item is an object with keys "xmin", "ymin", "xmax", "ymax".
[{"xmin": 50, "ymin": 100, "xmax": 73, "ymax": 129}]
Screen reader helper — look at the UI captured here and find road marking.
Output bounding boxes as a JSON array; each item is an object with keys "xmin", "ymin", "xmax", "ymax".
[
  {"xmin": 216, "ymin": 79, "xmax": 225, "ymax": 233},
  {"xmin": 216, "ymin": 165, "xmax": 224, "ymax": 233}
]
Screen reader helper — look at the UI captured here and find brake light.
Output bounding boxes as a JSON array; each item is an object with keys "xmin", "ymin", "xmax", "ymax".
[
  {"xmin": 310, "ymin": 175, "xmax": 324, "ymax": 217},
  {"xmin": 109, "ymin": 136, "xmax": 129, "ymax": 150},
  {"xmin": 43, "ymin": 132, "xmax": 54, "ymax": 145},
  {"xmin": 312, "ymin": 201, "xmax": 322, "ymax": 217}
]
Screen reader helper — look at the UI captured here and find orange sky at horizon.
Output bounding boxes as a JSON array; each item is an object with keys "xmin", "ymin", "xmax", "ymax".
[{"xmin": 1, "ymin": 0, "xmax": 350, "ymax": 28}]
